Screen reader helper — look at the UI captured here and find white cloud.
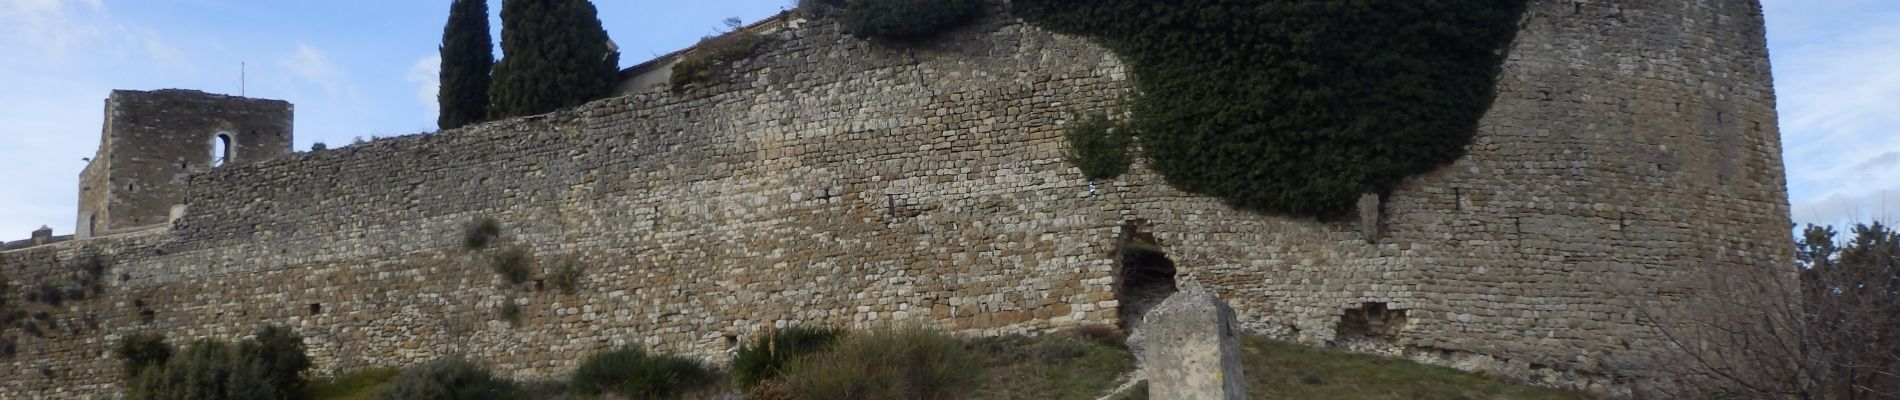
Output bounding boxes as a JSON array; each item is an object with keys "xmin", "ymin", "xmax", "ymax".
[
  {"xmin": 1792, "ymin": 190, "xmax": 1898, "ymax": 227},
  {"xmin": 405, "ymin": 54, "xmax": 441, "ymax": 122},
  {"xmin": 0, "ymin": 0, "xmax": 106, "ymax": 55},
  {"xmin": 280, "ymin": 43, "xmax": 358, "ymax": 98},
  {"xmin": 1769, "ymin": 4, "xmax": 1900, "ymax": 228}
]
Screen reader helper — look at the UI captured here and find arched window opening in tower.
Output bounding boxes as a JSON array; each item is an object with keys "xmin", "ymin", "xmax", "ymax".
[{"xmin": 211, "ymin": 133, "xmax": 234, "ymax": 167}]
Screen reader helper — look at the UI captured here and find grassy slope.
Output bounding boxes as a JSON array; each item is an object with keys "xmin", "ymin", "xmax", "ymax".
[
  {"xmin": 305, "ymin": 368, "xmax": 401, "ymax": 400},
  {"xmin": 303, "ymin": 333, "xmax": 1597, "ymax": 400},
  {"xmin": 970, "ymin": 332, "xmax": 1136, "ymax": 400},
  {"xmin": 1241, "ymin": 336, "xmax": 1600, "ymax": 400}
]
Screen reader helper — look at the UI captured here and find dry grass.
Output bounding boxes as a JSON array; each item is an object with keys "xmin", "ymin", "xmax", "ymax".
[
  {"xmin": 969, "ymin": 331, "xmax": 1135, "ymax": 400},
  {"xmin": 306, "ymin": 368, "xmax": 401, "ymax": 400},
  {"xmin": 1240, "ymin": 336, "xmax": 1599, "ymax": 400}
]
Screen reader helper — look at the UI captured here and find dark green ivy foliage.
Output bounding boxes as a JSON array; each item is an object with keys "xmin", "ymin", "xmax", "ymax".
[
  {"xmin": 437, "ymin": 0, "xmax": 493, "ymax": 130},
  {"xmin": 490, "ymin": 0, "xmax": 620, "ymax": 119},
  {"xmin": 1062, "ymin": 112, "xmax": 1133, "ymax": 180},
  {"xmin": 843, "ymin": 0, "xmax": 985, "ymax": 42},
  {"xmin": 1014, "ymin": 0, "xmax": 1528, "ymax": 216}
]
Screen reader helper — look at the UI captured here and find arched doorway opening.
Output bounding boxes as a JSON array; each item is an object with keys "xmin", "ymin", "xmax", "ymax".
[{"xmin": 1115, "ymin": 220, "xmax": 1178, "ymax": 332}]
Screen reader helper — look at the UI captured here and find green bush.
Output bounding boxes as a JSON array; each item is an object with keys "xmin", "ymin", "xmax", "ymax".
[
  {"xmin": 374, "ymin": 357, "xmax": 522, "ymax": 400},
  {"xmin": 779, "ymin": 325, "xmax": 980, "ymax": 399},
  {"xmin": 240, "ymin": 325, "xmax": 314, "ymax": 399},
  {"xmin": 732, "ymin": 326, "xmax": 842, "ymax": 388},
  {"xmin": 146, "ymin": 339, "xmax": 242, "ymax": 400},
  {"xmin": 121, "ymin": 326, "xmax": 311, "ymax": 400},
  {"xmin": 1062, "ymin": 112, "xmax": 1132, "ymax": 180},
  {"xmin": 570, "ymin": 347, "xmax": 718, "ymax": 399},
  {"xmin": 670, "ymin": 27, "xmax": 763, "ymax": 89},
  {"xmin": 1014, "ymin": 0, "xmax": 1527, "ymax": 216},
  {"xmin": 462, "ymin": 217, "xmax": 500, "ymax": 250},
  {"xmin": 843, "ymin": 0, "xmax": 984, "ymax": 42},
  {"xmin": 491, "ymin": 248, "xmax": 532, "ymax": 285},
  {"xmin": 115, "ymin": 332, "xmax": 173, "ymax": 379}
]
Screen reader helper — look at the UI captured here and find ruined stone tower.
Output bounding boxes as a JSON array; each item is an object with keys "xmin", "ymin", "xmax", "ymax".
[{"xmin": 74, "ymin": 89, "xmax": 292, "ymax": 238}]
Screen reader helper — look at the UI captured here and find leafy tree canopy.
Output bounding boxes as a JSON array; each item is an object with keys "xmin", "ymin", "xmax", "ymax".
[{"xmin": 490, "ymin": 0, "xmax": 620, "ymax": 119}]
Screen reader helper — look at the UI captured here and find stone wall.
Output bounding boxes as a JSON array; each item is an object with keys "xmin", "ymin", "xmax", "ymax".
[{"xmin": 0, "ymin": 0, "xmax": 1789, "ymax": 397}]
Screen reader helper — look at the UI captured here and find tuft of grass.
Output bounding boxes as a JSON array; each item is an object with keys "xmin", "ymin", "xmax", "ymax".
[
  {"xmin": 1240, "ymin": 336, "xmax": 1599, "ymax": 400},
  {"xmin": 461, "ymin": 217, "xmax": 500, "ymax": 250},
  {"xmin": 547, "ymin": 263, "xmax": 583, "ymax": 295},
  {"xmin": 490, "ymin": 248, "xmax": 532, "ymax": 286},
  {"xmin": 778, "ymin": 325, "xmax": 981, "ymax": 399},
  {"xmin": 497, "ymin": 301, "xmax": 522, "ymax": 327},
  {"xmin": 1073, "ymin": 324, "xmax": 1126, "ymax": 349},
  {"xmin": 731, "ymin": 326, "xmax": 842, "ymax": 389},
  {"xmin": 1103, "ymin": 380, "xmax": 1148, "ymax": 400},
  {"xmin": 306, "ymin": 368, "xmax": 401, "ymax": 400},
  {"xmin": 969, "ymin": 331, "xmax": 1135, "ymax": 400},
  {"xmin": 670, "ymin": 25, "xmax": 763, "ymax": 89},
  {"xmin": 570, "ymin": 347, "xmax": 719, "ymax": 399}
]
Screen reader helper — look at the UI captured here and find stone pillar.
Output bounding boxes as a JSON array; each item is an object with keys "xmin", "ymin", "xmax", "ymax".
[
  {"xmin": 1129, "ymin": 283, "xmax": 1248, "ymax": 400},
  {"xmin": 1357, "ymin": 192, "xmax": 1381, "ymax": 243}
]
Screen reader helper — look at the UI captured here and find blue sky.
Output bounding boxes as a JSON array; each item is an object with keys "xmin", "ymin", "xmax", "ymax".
[{"xmin": 0, "ymin": 0, "xmax": 1893, "ymax": 238}]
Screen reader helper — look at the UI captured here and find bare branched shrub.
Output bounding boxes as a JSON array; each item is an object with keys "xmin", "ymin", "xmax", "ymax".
[
  {"xmin": 547, "ymin": 261, "xmax": 584, "ymax": 295},
  {"xmin": 491, "ymin": 248, "xmax": 532, "ymax": 286},
  {"xmin": 1624, "ymin": 222, "xmax": 1899, "ymax": 399}
]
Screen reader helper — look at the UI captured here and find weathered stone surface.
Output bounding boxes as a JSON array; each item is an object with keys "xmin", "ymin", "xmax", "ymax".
[
  {"xmin": 0, "ymin": 1, "xmax": 1792, "ymax": 397},
  {"xmin": 1357, "ymin": 193, "xmax": 1381, "ymax": 243},
  {"xmin": 1129, "ymin": 283, "xmax": 1246, "ymax": 400}
]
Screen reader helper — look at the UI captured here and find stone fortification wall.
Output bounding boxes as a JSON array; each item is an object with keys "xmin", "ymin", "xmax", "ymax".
[
  {"xmin": 0, "ymin": 0, "xmax": 1788, "ymax": 397},
  {"xmin": 2, "ymin": 14, "xmax": 1130, "ymax": 398}
]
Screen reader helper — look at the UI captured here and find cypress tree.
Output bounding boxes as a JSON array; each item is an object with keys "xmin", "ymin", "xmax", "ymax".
[
  {"xmin": 438, "ymin": 0, "xmax": 493, "ymax": 130},
  {"xmin": 490, "ymin": 0, "xmax": 620, "ymax": 119}
]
